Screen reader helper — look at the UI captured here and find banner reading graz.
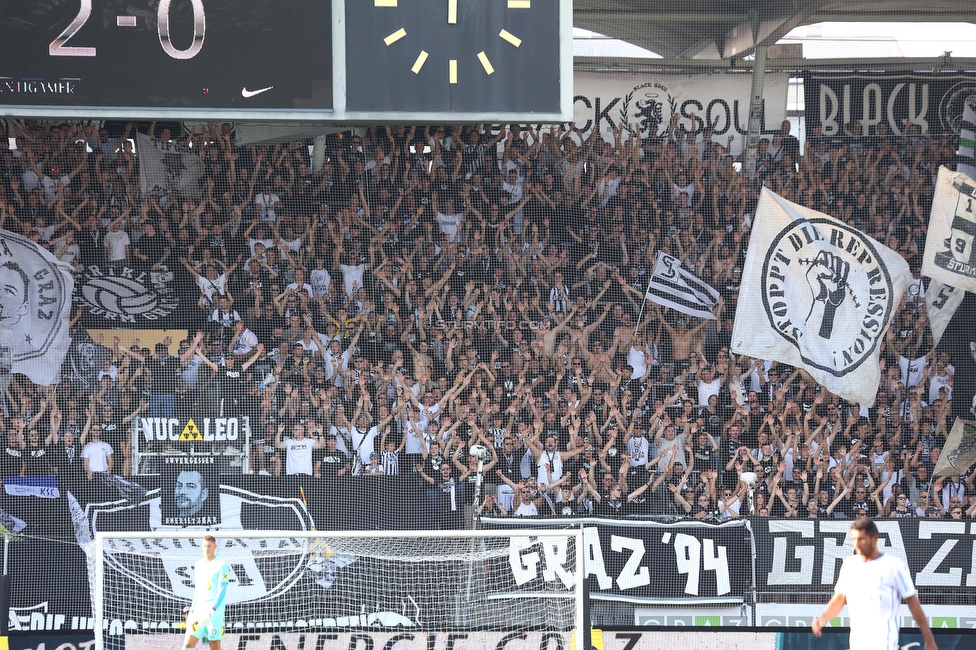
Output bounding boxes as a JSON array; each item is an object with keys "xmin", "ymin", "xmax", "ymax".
[
  {"xmin": 483, "ymin": 517, "xmax": 754, "ymax": 604},
  {"xmin": 803, "ymin": 73, "xmax": 976, "ymax": 138},
  {"xmin": 754, "ymin": 519, "xmax": 976, "ymax": 590}
]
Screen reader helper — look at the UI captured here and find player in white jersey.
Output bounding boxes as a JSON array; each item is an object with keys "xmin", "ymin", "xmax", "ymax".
[
  {"xmin": 184, "ymin": 535, "xmax": 232, "ymax": 649},
  {"xmin": 812, "ymin": 518, "xmax": 937, "ymax": 650}
]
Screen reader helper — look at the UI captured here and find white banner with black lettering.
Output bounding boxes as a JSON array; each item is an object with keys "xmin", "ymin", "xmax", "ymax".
[
  {"xmin": 645, "ymin": 252, "xmax": 721, "ymax": 320},
  {"xmin": 731, "ymin": 188, "xmax": 912, "ymax": 407},
  {"xmin": 483, "ymin": 517, "xmax": 753, "ymax": 604},
  {"xmin": 572, "ymin": 73, "xmax": 789, "ymax": 155}
]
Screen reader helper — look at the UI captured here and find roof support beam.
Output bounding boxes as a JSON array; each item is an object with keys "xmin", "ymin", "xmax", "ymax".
[
  {"xmin": 573, "ymin": 54, "xmax": 976, "ymax": 72},
  {"xmin": 711, "ymin": 0, "xmax": 832, "ymax": 60},
  {"xmin": 663, "ymin": 0, "xmax": 829, "ymax": 60},
  {"xmin": 808, "ymin": 11, "xmax": 976, "ymax": 22},
  {"xmin": 573, "ymin": 12, "xmax": 752, "ymax": 23}
]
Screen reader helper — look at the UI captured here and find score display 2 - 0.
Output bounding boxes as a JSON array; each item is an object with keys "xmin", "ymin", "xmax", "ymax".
[
  {"xmin": 0, "ymin": 0, "xmax": 333, "ymax": 116},
  {"xmin": 49, "ymin": 0, "xmax": 205, "ymax": 60}
]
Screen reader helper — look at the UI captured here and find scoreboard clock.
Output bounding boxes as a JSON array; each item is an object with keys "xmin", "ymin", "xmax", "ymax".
[
  {"xmin": 0, "ymin": 0, "xmax": 572, "ymax": 121},
  {"xmin": 340, "ymin": 0, "xmax": 572, "ymax": 121}
]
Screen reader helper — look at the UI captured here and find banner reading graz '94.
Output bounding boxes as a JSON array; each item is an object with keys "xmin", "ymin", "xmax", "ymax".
[
  {"xmin": 803, "ymin": 73, "xmax": 976, "ymax": 138},
  {"xmin": 483, "ymin": 517, "xmax": 754, "ymax": 604}
]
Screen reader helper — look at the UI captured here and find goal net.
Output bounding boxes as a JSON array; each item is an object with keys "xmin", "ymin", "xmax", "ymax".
[{"xmin": 87, "ymin": 529, "xmax": 584, "ymax": 650}]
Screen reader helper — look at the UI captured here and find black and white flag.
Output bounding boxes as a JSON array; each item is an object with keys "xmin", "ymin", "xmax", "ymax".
[
  {"xmin": 731, "ymin": 188, "xmax": 911, "ymax": 407},
  {"xmin": 61, "ymin": 326, "xmax": 112, "ymax": 392},
  {"xmin": 136, "ymin": 133, "xmax": 205, "ymax": 199},
  {"xmin": 922, "ymin": 167, "xmax": 976, "ymax": 291},
  {"xmin": 959, "ymin": 101, "xmax": 976, "ymax": 181},
  {"xmin": 933, "ymin": 418, "xmax": 976, "ymax": 478},
  {"xmin": 922, "ymin": 167, "xmax": 976, "ymax": 344},
  {"xmin": 645, "ymin": 252, "xmax": 721, "ymax": 320}
]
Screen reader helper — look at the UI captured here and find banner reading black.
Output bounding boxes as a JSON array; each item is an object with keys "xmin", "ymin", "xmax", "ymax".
[
  {"xmin": 803, "ymin": 73, "xmax": 976, "ymax": 140},
  {"xmin": 483, "ymin": 517, "xmax": 754, "ymax": 604}
]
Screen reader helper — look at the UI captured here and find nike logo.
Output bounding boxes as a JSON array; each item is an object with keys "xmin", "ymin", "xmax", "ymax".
[{"xmin": 241, "ymin": 85, "xmax": 273, "ymax": 98}]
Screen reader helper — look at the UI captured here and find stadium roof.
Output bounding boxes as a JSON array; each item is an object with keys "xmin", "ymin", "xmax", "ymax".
[{"xmin": 573, "ymin": 0, "xmax": 976, "ymax": 68}]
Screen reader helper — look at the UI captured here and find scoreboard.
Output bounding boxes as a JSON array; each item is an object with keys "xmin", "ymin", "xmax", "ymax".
[{"xmin": 0, "ymin": 0, "xmax": 572, "ymax": 122}]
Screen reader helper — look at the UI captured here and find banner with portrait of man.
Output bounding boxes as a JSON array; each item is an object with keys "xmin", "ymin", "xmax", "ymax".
[
  {"xmin": 0, "ymin": 229, "xmax": 74, "ymax": 386},
  {"xmin": 732, "ymin": 189, "xmax": 912, "ymax": 406},
  {"xmin": 162, "ymin": 456, "xmax": 221, "ymax": 527}
]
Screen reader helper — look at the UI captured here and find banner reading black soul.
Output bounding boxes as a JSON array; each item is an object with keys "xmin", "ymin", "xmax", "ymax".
[
  {"xmin": 803, "ymin": 73, "xmax": 976, "ymax": 140},
  {"xmin": 753, "ymin": 518, "xmax": 976, "ymax": 592},
  {"xmin": 483, "ymin": 517, "xmax": 754, "ymax": 604}
]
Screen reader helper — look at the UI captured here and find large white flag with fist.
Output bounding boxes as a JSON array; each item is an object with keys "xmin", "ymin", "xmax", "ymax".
[{"xmin": 731, "ymin": 188, "xmax": 912, "ymax": 406}]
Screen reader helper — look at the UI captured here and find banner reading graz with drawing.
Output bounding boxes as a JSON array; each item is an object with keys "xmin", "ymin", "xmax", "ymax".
[{"xmin": 483, "ymin": 517, "xmax": 754, "ymax": 604}]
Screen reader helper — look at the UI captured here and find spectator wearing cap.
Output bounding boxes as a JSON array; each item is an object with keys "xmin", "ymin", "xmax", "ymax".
[
  {"xmin": 716, "ymin": 482, "xmax": 745, "ymax": 520},
  {"xmin": 654, "ymin": 305, "xmax": 709, "ymax": 363},
  {"xmin": 624, "ymin": 422, "xmax": 653, "ymax": 475},
  {"xmin": 493, "ymin": 435, "xmax": 527, "ymax": 511},
  {"xmin": 887, "ymin": 490, "xmax": 916, "ymax": 518},
  {"xmin": 229, "ymin": 319, "xmax": 260, "ymax": 357},
  {"xmin": 197, "ymin": 341, "xmax": 265, "ymax": 415},
  {"xmin": 362, "ymin": 451, "xmax": 385, "ymax": 476},
  {"xmin": 252, "ymin": 420, "xmax": 279, "ymax": 476},
  {"xmin": 316, "ymin": 433, "xmax": 350, "ymax": 479}
]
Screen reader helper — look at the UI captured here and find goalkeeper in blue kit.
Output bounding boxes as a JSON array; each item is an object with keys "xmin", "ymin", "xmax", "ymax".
[{"xmin": 184, "ymin": 535, "xmax": 231, "ymax": 649}]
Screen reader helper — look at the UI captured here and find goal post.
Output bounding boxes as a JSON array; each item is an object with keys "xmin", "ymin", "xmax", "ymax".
[{"xmin": 87, "ymin": 529, "xmax": 585, "ymax": 650}]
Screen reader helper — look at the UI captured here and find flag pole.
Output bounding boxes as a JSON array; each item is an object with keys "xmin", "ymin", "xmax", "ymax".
[
  {"xmin": 634, "ymin": 291, "xmax": 650, "ymax": 335},
  {"xmin": 634, "ymin": 251, "xmax": 657, "ymax": 335}
]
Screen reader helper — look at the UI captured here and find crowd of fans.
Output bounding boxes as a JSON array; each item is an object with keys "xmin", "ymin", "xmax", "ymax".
[{"xmin": 0, "ymin": 116, "xmax": 973, "ymax": 527}]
